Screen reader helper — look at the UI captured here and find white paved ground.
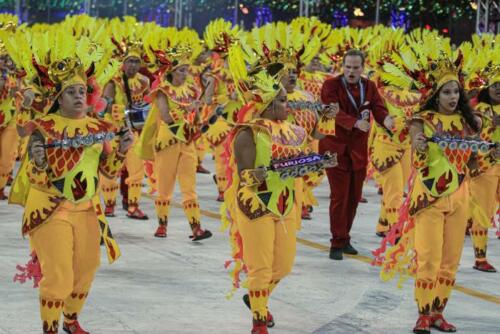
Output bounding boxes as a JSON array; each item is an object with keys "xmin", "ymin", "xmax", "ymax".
[{"xmin": 0, "ymin": 158, "xmax": 499, "ymax": 334}]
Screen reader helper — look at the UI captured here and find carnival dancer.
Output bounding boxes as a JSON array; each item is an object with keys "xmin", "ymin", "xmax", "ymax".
[
  {"xmin": 374, "ymin": 48, "xmax": 489, "ymax": 333},
  {"xmin": 137, "ymin": 29, "xmax": 213, "ymax": 240},
  {"xmin": 18, "ymin": 41, "xmax": 131, "ymax": 333},
  {"xmin": 100, "ymin": 35, "xmax": 150, "ymax": 219},
  {"xmin": 466, "ymin": 63, "xmax": 499, "ymax": 272},
  {"xmin": 203, "ymin": 19, "xmax": 242, "ymax": 202},
  {"xmin": 241, "ymin": 22, "xmax": 337, "ymax": 223},
  {"xmin": 0, "ymin": 45, "xmax": 20, "ymax": 199},
  {"xmin": 319, "ymin": 49, "xmax": 394, "ymax": 260},
  {"xmin": 191, "ymin": 46, "xmax": 214, "ymax": 174},
  {"xmin": 222, "ymin": 42, "xmax": 337, "ymax": 334},
  {"xmin": 367, "ymin": 30, "xmax": 419, "ymax": 237}
]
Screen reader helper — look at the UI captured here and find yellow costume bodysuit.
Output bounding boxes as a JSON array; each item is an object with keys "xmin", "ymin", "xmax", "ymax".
[
  {"xmin": 100, "ymin": 72, "xmax": 149, "ymax": 216},
  {"xmin": 370, "ymin": 86, "xmax": 419, "ymax": 235},
  {"xmin": 467, "ymin": 102, "xmax": 499, "ymax": 269},
  {"xmin": 22, "ymin": 113, "xmax": 123, "ymax": 333}
]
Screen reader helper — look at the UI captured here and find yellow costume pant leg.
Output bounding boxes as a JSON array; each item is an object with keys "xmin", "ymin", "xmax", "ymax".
[
  {"xmin": 414, "ymin": 183, "xmax": 468, "ymax": 315},
  {"xmin": 294, "ymin": 178, "xmax": 304, "ymax": 230},
  {"xmin": 375, "ymin": 162, "xmax": 404, "ymax": 233},
  {"xmin": 0, "ymin": 122, "xmax": 20, "ymax": 191},
  {"xmin": 237, "ymin": 206, "xmax": 297, "ymax": 322},
  {"xmin": 176, "ymin": 142, "xmax": 201, "ymax": 230},
  {"xmin": 154, "ymin": 144, "xmax": 180, "ymax": 226},
  {"xmin": 214, "ymin": 144, "xmax": 228, "ymax": 194},
  {"xmin": 301, "ymin": 140, "xmax": 322, "ymax": 210},
  {"xmin": 30, "ymin": 201, "xmax": 100, "ymax": 332},
  {"xmin": 469, "ymin": 166, "xmax": 499, "ymax": 261},
  {"xmin": 195, "ymin": 136, "xmax": 207, "ymax": 165},
  {"xmin": 125, "ymin": 136, "xmax": 145, "ymax": 209},
  {"xmin": 144, "ymin": 160, "xmax": 157, "ymax": 194},
  {"xmin": 100, "ymin": 175, "xmax": 119, "ymax": 208}
]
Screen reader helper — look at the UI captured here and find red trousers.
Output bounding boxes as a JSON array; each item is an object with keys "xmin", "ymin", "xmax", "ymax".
[{"xmin": 325, "ymin": 166, "xmax": 367, "ymax": 248}]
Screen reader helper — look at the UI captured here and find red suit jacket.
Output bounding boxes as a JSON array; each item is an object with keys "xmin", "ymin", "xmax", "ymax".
[{"xmin": 319, "ymin": 75, "xmax": 389, "ymax": 171}]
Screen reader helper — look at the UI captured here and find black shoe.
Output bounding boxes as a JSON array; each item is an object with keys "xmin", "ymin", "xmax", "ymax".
[
  {"xmin": 243, "ymin": 294, "xmax": 251, "ymax": 309},
  {"xmin": 376, "ymin": 231, "xmax": 386, "ymax": 238},
  {"xmin": 329, "ymin": 248, "xmax": 343, "ymax": 260},
  {"xmin": 343, "ymin": 243, "xmax": 358, "ymax": 255},
  {"xmin": 122, "ymin": 201, "xmax": 129, "ymax": 211}
]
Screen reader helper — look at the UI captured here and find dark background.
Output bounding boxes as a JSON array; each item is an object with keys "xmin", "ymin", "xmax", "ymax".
[{"xmin": 1, "ymin": 1, "xmax": 498, "ymax": 43}]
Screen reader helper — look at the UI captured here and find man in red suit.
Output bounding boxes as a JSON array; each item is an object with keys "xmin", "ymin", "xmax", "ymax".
[{"xmin": 319, "ymin": 49, "xmax": 394, "ymax": 260}]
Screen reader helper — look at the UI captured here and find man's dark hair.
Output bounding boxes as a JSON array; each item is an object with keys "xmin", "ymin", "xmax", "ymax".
[
  {"xmin": 477, "ymin": 87, "xmax": 492, "ymax": 104},
  {"xmin": 342, "ymin": 49, "xmax": 365, "ymax": 65}
]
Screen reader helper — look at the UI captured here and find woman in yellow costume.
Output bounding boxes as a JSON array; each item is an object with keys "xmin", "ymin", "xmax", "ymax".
[
  {"xmin": 466, "ymin": 59, "xmax": 499, "ymax": 272},
  {"xmin": 222, "ymin": 45, "xmax": 337, "ymax": 334},
  {"xmin": 203, "ymin": 19, "xmax": 242, "ymax": 202},
  {"xmin": 191, "ymin": 45, "xmax": 214, "ymax": 175},
  {"xmin": 367, "ymin": 29, "xmax": 420, "ymax": 237},
  {"xmin": 373, "ymin": 48, "xmax": 489, "ymax": 333},
  {"xmin": 0, "ymin": 43, "xmax": 21, "ymax": 199},
  {"xmin": 17, "ymin": 37, "xmax": 131, "ymax": 333},
  {"xmin": 243, "ymin": 22, "xmax": 337, "ymax": 222},
  {"xmin": 100, "ymin": 27, "xmax": 150, "ymax": 219},
  {"xmin": 0, "ymin": 16, "xmax": 21, "ymax": 200},
  {"xmin": 137, "ymin": 29, "xmax": 214, "ymax": 240}
]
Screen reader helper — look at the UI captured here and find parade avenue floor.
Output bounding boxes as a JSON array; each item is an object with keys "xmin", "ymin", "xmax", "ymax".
[{"xmin": 0, "ymin": 158, "xmax": 499, "ymax": 334}]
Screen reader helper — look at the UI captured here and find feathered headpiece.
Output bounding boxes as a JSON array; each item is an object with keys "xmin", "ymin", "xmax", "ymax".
[
  {"xmin": 241, "ymin": 22, "xmax": 320, "ymax": 77},
  {"xmin": 18, "ymin": 28, "xmax": 119, "ymax": 114},
  {"xmin": 145, "ymin": 27, "xmax": 201, "ymax": 75},
  {"xmin": 0, "ymin": 13, "xmax": 18, "ymax": 32},
  {"xmin": 228, "ymin": 44, "xmax": 282, "ymax": 121},
  {"xmin": 378, "ymin": 33, "xmax": 464, "ymax": 103},
  {"xmin": 319, "ymin": 26, "xmax": 381, "ymax": 71},
  {"xmin": 108, "ymin": 17, "xmax": 147, "ymax": 62},
  {"xmin": 460, "ymin": 33, "xmax": 500, "ymax": 91},
  {"xmin": 203, "ymin": 19, "xmax": 240, "ymax": 56}
]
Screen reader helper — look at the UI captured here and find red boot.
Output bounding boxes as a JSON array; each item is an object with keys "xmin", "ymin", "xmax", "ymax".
[
  {"xmin": 431, "ymin": 314, "xmax": 456, "ymax": 332},
  {"xmin": 216, "ymin": 191, "xmax": 224, "ymax": 202},
  {"xmin": 0, "ymin": 188, "xmax": 7, "ymax": 200},
  {"xmin": 413, "ymin": 315, "xmax": 432, "ymax": 334},
  {"xmin": 301, "ymin": 205, "xmax": 311, "ymax": 220},
  {"xmin": 126, "ymin": 206, "xmax": 149, "ymax": 220},
  {"xmin": 154, "ymin": 224, "xmax": 167, "ymax": 238},
  {"xmin": 63, "ymin": 320, "xmax": 89, "ymax": 334},
  {"xmin": 243, "ymin": 294, "xmax": 275, "ymax": 328},
  {"xmin": 104, "ymin": 205, "xmax": 115, "ymax": 217},
  {"xmin": 473, "ymin": 260, "xmax": 497, "ymax": 272},
  {"xmin": 251, "ymin": 319, "xmax": 269, "ymax": 334}
]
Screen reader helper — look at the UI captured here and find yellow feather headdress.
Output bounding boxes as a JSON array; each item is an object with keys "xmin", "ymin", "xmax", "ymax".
[
  {"xmin": 108, "ymin": 17, "xmax": 147, "ymax": 62},
  {"xmin": 228, "ymin": 44, "xmax": 282, "ymax": 120},
  {"xmin": 378, "ymin": 34, "xmax": 463, "ymax": 104},
  {"xmin": 461, "ymin": 33, "xmax": 499, "ymax": 91},
  {"xmin": 144, "ymin": 27, "xmax": 201, "ymax": 75},
  {"xmin": 203, "ymin": 19, "xmax": 240, "ymax": 56},
  {"xmin": 240, "ymin": 22, "xmax": 320, "ymax": 78},
  {"xmin": 0, "ymin": 13, "xmax": 18, "ymax": 32},
  {"xmin": 319, "ymin": 26, "xmax": 381, "ymax": 71}
]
